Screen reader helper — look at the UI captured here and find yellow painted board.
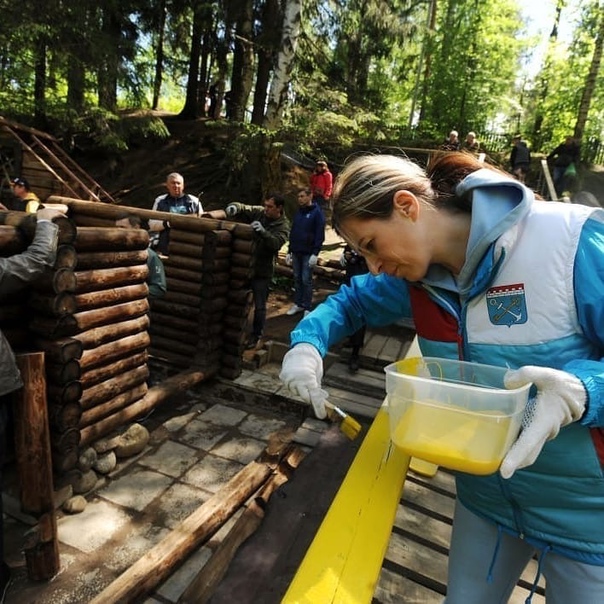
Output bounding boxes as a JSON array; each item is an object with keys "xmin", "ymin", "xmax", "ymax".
[{"xmin": 283, "ymin": 405, "xmax": 410, "ymax": 604}]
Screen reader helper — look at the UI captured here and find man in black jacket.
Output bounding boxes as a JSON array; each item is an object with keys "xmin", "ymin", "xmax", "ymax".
[{"xmin": 205, "ymin": 194, "xmax": 290, "ymax": 349}]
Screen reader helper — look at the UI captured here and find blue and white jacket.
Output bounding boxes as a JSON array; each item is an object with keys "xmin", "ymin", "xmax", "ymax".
[{"xmin": 290, "ymin": 169, "xmax": 604, "ymax": 564}]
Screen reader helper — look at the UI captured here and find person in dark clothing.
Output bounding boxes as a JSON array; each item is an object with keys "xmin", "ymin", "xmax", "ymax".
[
  {"xmin": 510, "ymin": 135, "xmax": 531, "ymax": 183},
  {"xmin": 0, "ymin": 206, "xmax": 64, "ymax": 603},
  {"xmin": 339, "ymin": 244, "xmax": 369, "ymax": 373},
  {"xmin": 205, "ymin": 194, "xmax": 290, "ymax": 349},
  {"xmin": 285, "ymin": 188, "xmax": 326, "ymax": 316},
  {"xmin": 547, "ymin": 136, "xmax": 581, "ymax": 195}
]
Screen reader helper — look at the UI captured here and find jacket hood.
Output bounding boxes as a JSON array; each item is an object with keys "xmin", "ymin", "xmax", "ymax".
[{"xmin": 454, "ymin": 168, "xmax": 533, "ymax": 296}]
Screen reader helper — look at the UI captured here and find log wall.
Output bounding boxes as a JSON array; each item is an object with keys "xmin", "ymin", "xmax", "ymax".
[{"xmin": 1, "ymin": 198, "xmax": 258, "ymax": 476}]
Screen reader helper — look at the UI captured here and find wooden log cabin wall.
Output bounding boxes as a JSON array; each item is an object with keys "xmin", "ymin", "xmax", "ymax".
[{"xmin": 0, "ymin": 197, "xmax": 258, "ymax": 478}]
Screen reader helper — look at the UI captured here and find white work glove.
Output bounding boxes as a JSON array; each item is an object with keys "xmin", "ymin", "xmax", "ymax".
[
  {"xmin": 225, "ymin": 204, "xmax": 238, "ymax": 217},
  {"xmin": 285, "ymin": 252, "xmax": 293, "ymax": 266},
  {"xmin": 279, "ymin": 343, "xmax": 326, "ymax": 418},
  {"xmin": 339, "ymin": 251, "xmax": 347, "ymax": 267},
  {"xmin": 308, "ymin": 254, "xmax": 318, "ymax": 268},
  {"xmin": 250, "ymin": 220, "xmax": 266, "ymax": 234},
  {"xmin": 500, "ymin": 366, "xmax": 586, "ymax": 479}
]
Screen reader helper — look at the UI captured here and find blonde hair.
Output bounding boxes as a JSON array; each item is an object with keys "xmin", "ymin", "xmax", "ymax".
[{"xmin": 331, "ymin": 155, "xmax": 434, "ymax": 236}]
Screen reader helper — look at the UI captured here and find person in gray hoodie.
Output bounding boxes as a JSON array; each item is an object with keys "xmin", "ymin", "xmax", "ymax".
[{"xmin": 0, "ymin": 207, "xmax": 64, "ymax": 602}]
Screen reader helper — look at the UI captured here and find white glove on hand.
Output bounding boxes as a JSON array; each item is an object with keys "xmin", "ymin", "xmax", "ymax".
[
  {"xmin": 285, "ymin": 252, "xmax": 293, "ymax": 266},
  {"xmin": 308, "ymin": 254, "xmax": 318, "ymax": 268},
  {"xmin": 279, "ymin": 343, "xmax": 325, "ymax": 418},
  {"xmin": 250, "ymin": 220, "xmax": 265, "ymax": 234},
  {"xmin": 500, "ymin": 366, "xmax": 586, "ymax": 479},
  {"xmin": 225, "ymin": 204, "xmax": 238, "ymax": 217},
  {"xmin": 339, "ymin": 251, "xmax": 347, "ymax": 267}
]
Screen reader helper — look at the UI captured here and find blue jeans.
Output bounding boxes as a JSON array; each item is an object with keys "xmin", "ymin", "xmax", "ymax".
[
  {"xmin": 292, "ymin": 253, "xmax": 314, "ymax": 311},
  {"xmin": 250, "ymin": 277, "xmax": 270, "ymax": 337},
  {"xmin": 445, "ymin": 500, "xmax": 604, "ymax": 604}
]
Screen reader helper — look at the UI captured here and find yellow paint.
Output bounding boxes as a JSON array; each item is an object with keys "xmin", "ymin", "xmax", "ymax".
[
  {"xmin": 409, "ymin": 457, "xmax": 439, "ymax": 477},
  {"xmin": 283, "ymin": 405, "xmax": 409, "ymax": 604},
  {"xmin": 392, "ymin": 401, "xmax": 513, "ymax": 475}
]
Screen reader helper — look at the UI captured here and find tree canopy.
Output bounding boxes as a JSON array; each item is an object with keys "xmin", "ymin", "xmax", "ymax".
[{"xmin": 1, "ymin": 0, "xmax": 602, "ymax": 162}]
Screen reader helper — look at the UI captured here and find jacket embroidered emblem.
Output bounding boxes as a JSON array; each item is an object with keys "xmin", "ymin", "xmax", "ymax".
[{"xmin": 486, "ymin": 283, "xmax": 527, "ymax": 326}]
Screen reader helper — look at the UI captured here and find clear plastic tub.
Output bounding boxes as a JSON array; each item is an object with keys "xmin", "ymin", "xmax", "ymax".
[{"xmin": 384, "ymin": 357, "xmax": 531, "ymax": 475}]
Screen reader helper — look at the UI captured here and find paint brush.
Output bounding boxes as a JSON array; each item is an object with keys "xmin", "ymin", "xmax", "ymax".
[
  {"xmin": 324, "ymin": 400, "xmax": 363, "ymax": 441},
  {"xmin": 309, "ymin": 387, "xmax": 363, "ymax": 441}
]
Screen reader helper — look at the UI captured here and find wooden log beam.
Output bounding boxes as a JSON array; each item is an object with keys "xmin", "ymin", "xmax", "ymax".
[
  {"xmin": 50, "ymin": 197, "xmax": 236, "ymax": 234},
  {"xmin": 163, "ymin": 289, "xmax": 202, "ymax": 308},
  {"xmin": 73, "ymin": 314, "xmax": 150, "ymax": 349},
  {"xmin": 165, "ymin": 277, "xmax": 201, "ymax": 296},
  {"xmin": 164, "ymin": 265, "xmax": 202, "ymax": 283},
  {"xmin": 88, "ymin": 456, "xmax": 273, "ymax": 604},
  {"xmin": 74, "ymin": 283, "xmax": 149, "ymax": 311},
  {"xmin": 74, "ymin": 226, "xmax": 149, "ymax": 252},
  {"xmin": 79, "ymin": 367, "xmax": 216, "ymax": 446},
  {"xmin": 150, "ymin": 334, "xmax": 197, "ymax": 357},
  {"xmin": 33, "ymin": 267, "xmax": 77, "ymax": 294},
  {"xmin": 71, "ymin": 215, "xmax": 114, "ymax": 228},
  {"xmin": 80, "ymin": 383, "xmax": 148, "ymax": 427},
  {"xmin": 178, "ymin": 448, "xmax": 305, "ymax": 604},
  {"xmin": 232, "ymin": 239, "xmax": 254, "ymax": 254},
  {"xmin": 0, "ymin": 211, "xmax": 76, "ymax": 245},
  {"xmin": 150, "ymin": 299, "xmax": 200, "ymax": 319},
  {"xmin": 169, "ymin": 241, "xmax": 203, "ymax": 259},
  {"xmin": 74, "ymin": 265, "xmax": 148, "ymax": 293},
  {"xmin": 148, "ymin": 313, "xmax": 198, "ymax": 332},
  {"xmin": 33, "ymin": 337, "xmax": 83, "ymax": 363},
  {"xmin": 28, "ymin": 291, "xmax": 77, "ymax": 317},
  {"xmin": 80, "ymin": 365, "xmax": 149, "ymax": 411},
  {"xmin": 47, "ymin": 381, "xmax": 83, "ymax": 406},
  {"xmin": 30, "ymin": 299, "xmax": 149, "ymax": 338},
  {"xmin": 80, "ymin": 351, "xmax": 148, "ymax": 389},
  {"xmin": 48, "ymin": 401, "xmax": 83, "ymax": 432},
  {"xmin": 76, "ymin": 249, "xmax": 148, "ymax": 270},
  {"xmin": 202, "ymin": 271, "xmax": 230, "ymax": 286},
  {"xmin": 163, "ymin": 254, "xmax": 203, "ymax": 273},
  {"xmin": 200, "ymin": 284, "xmax": 229, "ymax": 299},
  {"xmin": 45, "ymin": 359, "xmax": 81, "ymax": 386},
  {"xmin": 148, "ymin": 323, "xmax": 200, "ymax": 345},
  {"xmin": 13, "ymin": 352, "xmax": 60, "ymax": 580},
  {"xmin": 231, "ymin": 252, "xmax": 253, "ymax": 268},
  {"xmin": 55, "ymin": 245, "xmax": 77, "ymax": 269},
  {"xmin": 79, "ymin": 331, "xmax": 150, "ymax": 371}
]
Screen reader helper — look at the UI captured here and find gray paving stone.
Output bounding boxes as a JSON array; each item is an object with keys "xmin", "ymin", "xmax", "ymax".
[
  {"xmin": 156, "ymin": 482, "xmax": 209, "ymax": 529},
  {"xmin": 138, "ymin": 440, "xmax": 199, "ymax": 478},
  {"xmin": 105, "ymin": 523, "xmax": 170, "ymax": 572},
  {"xmin": 163, "ymin": 411, "xmax": 198, "ymax": 433},
  {"xmin": 179, "ymin": 418, "xmax": 228, "ymax": 450},
  {"xmin": 99, "ymin": 467, "xmax": 173, "ymax": 512},
  {"xmin": 58, "ymin": 499, "xmax": 132, "ymax": 553},
  {"xmin": 211, "ymin": 435, "xmax": 266, "ymax": 464},
  {"xmin": 197, "ymin": 403, "xmax": 247, "ymax": 426},
  {"xmin": 182, "ymin": 455, "xmax": 243, "ymax": 493},
  {"xmin": 156, "ymin": 546, "xmax": 212, "ymax": 602},
  {"xmin": 238, "ymin": 414, "xmax": 287, "ymax": 440}
]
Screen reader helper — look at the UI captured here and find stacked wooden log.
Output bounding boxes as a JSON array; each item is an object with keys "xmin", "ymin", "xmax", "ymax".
[
  {"xmin": 29, "ymin": 224, "xmax": 151, "ymax": 470},
  {"xmin": 151, "ymin": 224, "xmax": 232, "ymax": 372},
  {"xmin": 47, "ymin": 197, "xmax": 255, "ymax": 381},
  {"xmin": 219, "ymin": 224, "xmax": 256, "ymax": 379}
]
